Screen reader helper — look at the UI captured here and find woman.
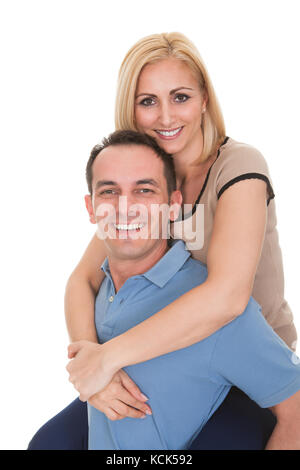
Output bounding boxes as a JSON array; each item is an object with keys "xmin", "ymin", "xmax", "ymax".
[{"xmin": 28, "ymin": 32, "xmax": 294, "ymax": 450}]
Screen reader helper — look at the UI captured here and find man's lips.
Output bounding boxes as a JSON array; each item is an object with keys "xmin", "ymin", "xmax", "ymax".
[{"xmin": 155, "ymin": 126, "xmax": 183, "ymax": 140}]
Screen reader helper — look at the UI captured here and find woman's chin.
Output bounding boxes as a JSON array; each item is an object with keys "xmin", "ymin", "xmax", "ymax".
[
  {"xmin": 142, "ymin": 129, "xmax": 185, "ymax": 155},
  {"xmin": 159, "ymin": 140, "xmax": 184, "ymax": 155}
]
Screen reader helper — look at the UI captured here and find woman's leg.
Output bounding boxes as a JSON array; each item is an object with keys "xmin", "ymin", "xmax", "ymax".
[
  {"xmin": 188, "ymin": 387, "xmax": 277, "ymax": 450},
  {"xmin": 27, "ymin": 398, "xmax": 88, "ymax": 450}
]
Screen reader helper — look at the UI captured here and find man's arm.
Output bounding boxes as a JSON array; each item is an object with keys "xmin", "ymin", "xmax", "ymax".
[{"xmin": 265, "ymin": 390, "xmax": 300, "ymax": 450}]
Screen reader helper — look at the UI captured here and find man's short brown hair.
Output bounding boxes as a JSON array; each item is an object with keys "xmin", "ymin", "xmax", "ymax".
[{"xmin": 86, "ymin": 130, "xmax": 177, "ymax": 196}]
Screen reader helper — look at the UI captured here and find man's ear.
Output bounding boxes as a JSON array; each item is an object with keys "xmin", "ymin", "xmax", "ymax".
[
  {"xmin": 84, "ymin": 194, "xmax": 96, "ymax": 224},
  {"xmin": 169, "ymin": 190, "xmax": 182, "ymax": 222}
]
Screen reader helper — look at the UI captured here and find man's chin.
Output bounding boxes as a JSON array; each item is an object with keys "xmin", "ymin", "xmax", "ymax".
[{"xmin": 105, "ymin": 239, "xmax": 150, "ymax": 260}]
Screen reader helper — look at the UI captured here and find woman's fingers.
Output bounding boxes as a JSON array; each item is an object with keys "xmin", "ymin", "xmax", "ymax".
[
  {"xmin": 119, "ymin": 369, "xmax": 149, "ymax": 402},
  {"xmin": 89, "ymin": 395, "xmax": 147, "ymax": 420},
  {"xmin": 104, "ymin": 407, "xmax": 123, "ymax": 421},
  {"xmin": 117, "ymin": 387, "xmax": 152, "ymax": 416},
  {"xmin": 110, "ymin": 400, "xmax": 146, "ymax": 419},
  {"xmin": 87, "ymin": 370, "xmax": 152, "ymax": 420}
]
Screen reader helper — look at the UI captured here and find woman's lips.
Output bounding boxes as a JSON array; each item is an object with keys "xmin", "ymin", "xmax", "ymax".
[{"xmin": 155, "ymin": 126, "xmax": 183, "ymax": 140}]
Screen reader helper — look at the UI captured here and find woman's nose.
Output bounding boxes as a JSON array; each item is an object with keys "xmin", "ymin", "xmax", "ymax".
[{"xmin": 158, "ymin": 102, "xmax": 175, "ymax": 128}]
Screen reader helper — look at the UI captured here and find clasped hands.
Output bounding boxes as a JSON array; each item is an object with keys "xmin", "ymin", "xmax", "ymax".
[{"xmin": 66, "ymin": 340, "xmax": 152, "ymax": 420}]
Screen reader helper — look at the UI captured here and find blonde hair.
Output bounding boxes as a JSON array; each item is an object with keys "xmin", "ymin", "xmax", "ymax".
[{"xmin": 115, "ymin": 32, "xmax": 226, "ymax": 163}]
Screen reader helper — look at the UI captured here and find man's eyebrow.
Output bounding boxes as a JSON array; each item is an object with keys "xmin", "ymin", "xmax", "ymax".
[
  {"xmin": 94, "ymin": 179, "xmax": 159, "ymax": 189},
  {"xmin": 135, "ymin": 87, "xmax": 194, "ymax": 99},
  {"xmin": 136, "ymin": 179, "xmax": 159, "ymax": 187},
  {"xmin": 95, "ymin": 180, "xmax": 117, "ymax": 190}
]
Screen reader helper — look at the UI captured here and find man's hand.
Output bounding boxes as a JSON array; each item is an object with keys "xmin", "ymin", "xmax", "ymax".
[
  {"xmin": 88, "ymin": 369, "xmax": 152, "ymax": 420},
  {"xmin": 66, "ymin": 340, "xmax": 116, "ymax": 401}
]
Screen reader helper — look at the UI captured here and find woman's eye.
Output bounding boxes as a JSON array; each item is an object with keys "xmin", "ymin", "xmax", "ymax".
[
  {"xmin": 174, "ymin": 94, "xmax": 189, "ymax": 103},
  {"xmin": 139, "ymin": 97, "xmax": 155, "ymax": 107}
]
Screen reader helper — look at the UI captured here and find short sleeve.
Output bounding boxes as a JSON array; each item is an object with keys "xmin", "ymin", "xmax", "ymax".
[
  {"xmin": 215, "ymin": 142, "xmax": 275, "ymax": 205},
  {"xmin": 210, "ymin": 297, "xmax": 300, "ymax": 408}
]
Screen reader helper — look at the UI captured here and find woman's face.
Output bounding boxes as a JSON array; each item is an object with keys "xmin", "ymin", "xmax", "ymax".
[{"xmin": 135, "ymin": 58, "xmax": 206, "ymax": 156}]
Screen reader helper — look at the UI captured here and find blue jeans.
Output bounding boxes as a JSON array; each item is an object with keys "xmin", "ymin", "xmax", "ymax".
[{"xmin": 28, "ymin": 387, "xmax": 276, "ymax": 450}]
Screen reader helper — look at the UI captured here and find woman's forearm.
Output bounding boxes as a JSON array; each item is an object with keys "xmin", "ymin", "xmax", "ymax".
[
  {"xmin": 103, "ymin": 278, "xmax": 246, "ymax": 372},
  {"xmin": 64, "ymin": 233, "xmax": 107, "ymax": 343},
  {"xmin": 65, "ymin": 274, "xmax": 100, "ymax": 343}
]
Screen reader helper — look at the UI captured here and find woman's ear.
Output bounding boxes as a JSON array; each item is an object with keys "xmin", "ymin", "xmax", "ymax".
[
  {"xmin": 202, "ymin": 89, "xmax": 208, "ymax": 113},
  {"xmin": 84, "ymin": 194, "xmax": 96, "ymax": 224}
]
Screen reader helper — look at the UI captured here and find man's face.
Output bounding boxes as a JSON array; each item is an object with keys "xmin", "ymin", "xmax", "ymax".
[{"xmin": 85, "ymin": 144, "xmax": 182, "ymax": 262}]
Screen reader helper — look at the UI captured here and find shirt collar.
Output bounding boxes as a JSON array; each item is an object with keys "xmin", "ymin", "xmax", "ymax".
[{"xmin": 101, "ymin": 240, "xmax": 191, "ymax": 288}]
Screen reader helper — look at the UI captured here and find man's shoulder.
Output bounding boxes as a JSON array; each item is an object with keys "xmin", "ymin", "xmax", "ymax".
[
  {"xmin": 184, "ymin": 254, "xmax": 208, "ymax": 272},
  {"xmin": 172, "ymin": 250, "xmax": 208, "ymax": 285}
]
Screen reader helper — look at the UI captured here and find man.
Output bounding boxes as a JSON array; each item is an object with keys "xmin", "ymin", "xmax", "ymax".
[{"xmin": 67, "ymin": 130, "xmax": 300, "ymax": 450}]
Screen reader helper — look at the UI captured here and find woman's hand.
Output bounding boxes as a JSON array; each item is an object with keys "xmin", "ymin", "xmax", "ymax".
[
  {"xmin": 88, "ymin": 369, "xmax": 152, "ymax": 420},
  {"xmin": 66, "ymin": 340, "xmax": 118, "ymax": 401}
]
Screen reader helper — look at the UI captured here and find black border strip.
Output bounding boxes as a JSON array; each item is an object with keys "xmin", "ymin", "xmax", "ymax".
[{"xmin": 217, "ymin": 173, "xmax": 275, "ymax": 206}]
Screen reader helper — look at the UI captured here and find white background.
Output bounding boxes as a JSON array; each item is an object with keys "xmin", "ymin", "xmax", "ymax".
[{"xmin": 0, "ymin": 0, "xmax": 299, "ymax": 450}]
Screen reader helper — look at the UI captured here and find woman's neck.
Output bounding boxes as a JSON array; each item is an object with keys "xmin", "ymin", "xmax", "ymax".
[{"xmin": 173, "ymin": 132, "xmax": 212, "ymax": 186}]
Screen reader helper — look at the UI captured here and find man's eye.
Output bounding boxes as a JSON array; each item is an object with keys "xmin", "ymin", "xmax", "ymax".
[
  {"xmin": 139, "ymin": 97, "xmax": 155, "ymax": 107},
  {"xmin": 174, "ymin": 94, "xmax": 190, "ymax": 103},
  {"xmin": 138, "ymin": 188, "xmax": 154, "ymax": 193},
  {"xmin": 99, "ymin": 189, "xmax": 116, "ymax": 195}
]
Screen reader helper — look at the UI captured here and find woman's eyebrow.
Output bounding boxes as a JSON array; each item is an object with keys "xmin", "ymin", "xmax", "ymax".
[
  {"xmin": 170, "ymin": 86, "xmax": 194, "ymax": 94},
  {"xmin": 135, "ymin": 92, "xmax": 157, "ymax": 99},
  {"xmin": 135, "ymin": 87, "xmax": 194, "ymax": 99}
]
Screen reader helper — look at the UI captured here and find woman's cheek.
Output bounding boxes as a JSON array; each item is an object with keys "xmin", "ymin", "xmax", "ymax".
[{"xmin": 135, "ymin": 109, "xmax": 156, "ymax": 131}]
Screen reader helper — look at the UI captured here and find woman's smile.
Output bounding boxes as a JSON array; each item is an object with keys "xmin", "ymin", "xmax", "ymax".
[{"xmin": 155, "ymin": 126, "xmax": 184, "ymax": 140}]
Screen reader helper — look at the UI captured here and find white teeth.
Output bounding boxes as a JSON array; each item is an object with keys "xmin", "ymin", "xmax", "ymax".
[
  {"xmin": 114, "ymin": 223, "xmax": 144, "ymax": 230},
  {"xmin": 156, "ymin": 127, "xmax": 182, "ymax": 137}
]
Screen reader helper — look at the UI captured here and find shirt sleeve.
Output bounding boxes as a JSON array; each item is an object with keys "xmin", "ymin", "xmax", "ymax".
[
  {"xmin": 209, "ymin": 297, "xmax": 300, "ymax": 408},
  {"xmin": 215, "ymin": 142, "xmax": 275, "ymax": 205}
]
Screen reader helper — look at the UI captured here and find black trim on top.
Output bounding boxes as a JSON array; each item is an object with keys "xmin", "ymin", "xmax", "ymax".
[
  {"xmin": 192, "ymin": 136, "xmax": 229, "ymax": 214},
  {"xmin": 217, "ymin": 173, "xmax": 275, "ymax": 206},
  {"xmin": 170, "ymin": 136, "xmax": 230, "ymax": 223}
]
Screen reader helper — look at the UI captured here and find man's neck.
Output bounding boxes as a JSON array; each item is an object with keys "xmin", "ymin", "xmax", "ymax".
[{"xmin": 107, "ymin": 241, "xmax": 169, "ymax": 292}]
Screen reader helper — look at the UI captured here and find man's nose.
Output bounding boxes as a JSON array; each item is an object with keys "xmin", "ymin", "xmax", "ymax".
[
  {"xmin": 118, "ymin": 193, "xmax": 139, "ymax": 208},
  {"xmin": 117, "ymin": 194, "xmax": 143, "ymax": 221}
]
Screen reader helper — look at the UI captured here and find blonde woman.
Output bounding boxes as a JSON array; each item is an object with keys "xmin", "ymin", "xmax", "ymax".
[{"xmin": 28, "ymin": 32, "xmax": 296, "ymax": 450}]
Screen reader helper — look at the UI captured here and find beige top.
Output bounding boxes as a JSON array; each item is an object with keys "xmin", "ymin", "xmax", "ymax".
[{"xmin": 170, "ymin": 137, "xmax": 297, "ymax": 350}]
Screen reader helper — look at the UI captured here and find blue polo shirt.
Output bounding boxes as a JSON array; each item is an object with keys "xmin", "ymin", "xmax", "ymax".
[{"xmin": 88, "ymin": 240, "xmax": 300, "ymax": 450}]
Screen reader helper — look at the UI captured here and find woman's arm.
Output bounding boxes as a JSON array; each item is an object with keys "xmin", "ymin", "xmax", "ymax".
[
  {"xmin": 64, "ymin": 232, "xmax": 106, "ymax": 343},
  {"xmin": 67, "ymin": 179, "xmax": 268, "ymax": 399},
  {"xmin": 104, "ymin": 178, "xmax": 267, "ymax": 370},
  {"xmin": 65, "ymin": 233, "xmax": 152, "ymax": 416}
]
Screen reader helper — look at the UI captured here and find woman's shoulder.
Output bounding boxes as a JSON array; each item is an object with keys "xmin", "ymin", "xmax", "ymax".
[
  {"xmin": 214, "ymin": 137, "xmax": 274, "ymax": 202},
  {"xmin": 218, "ymin": 137, "xmax": 270, "ymax": 172}
]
